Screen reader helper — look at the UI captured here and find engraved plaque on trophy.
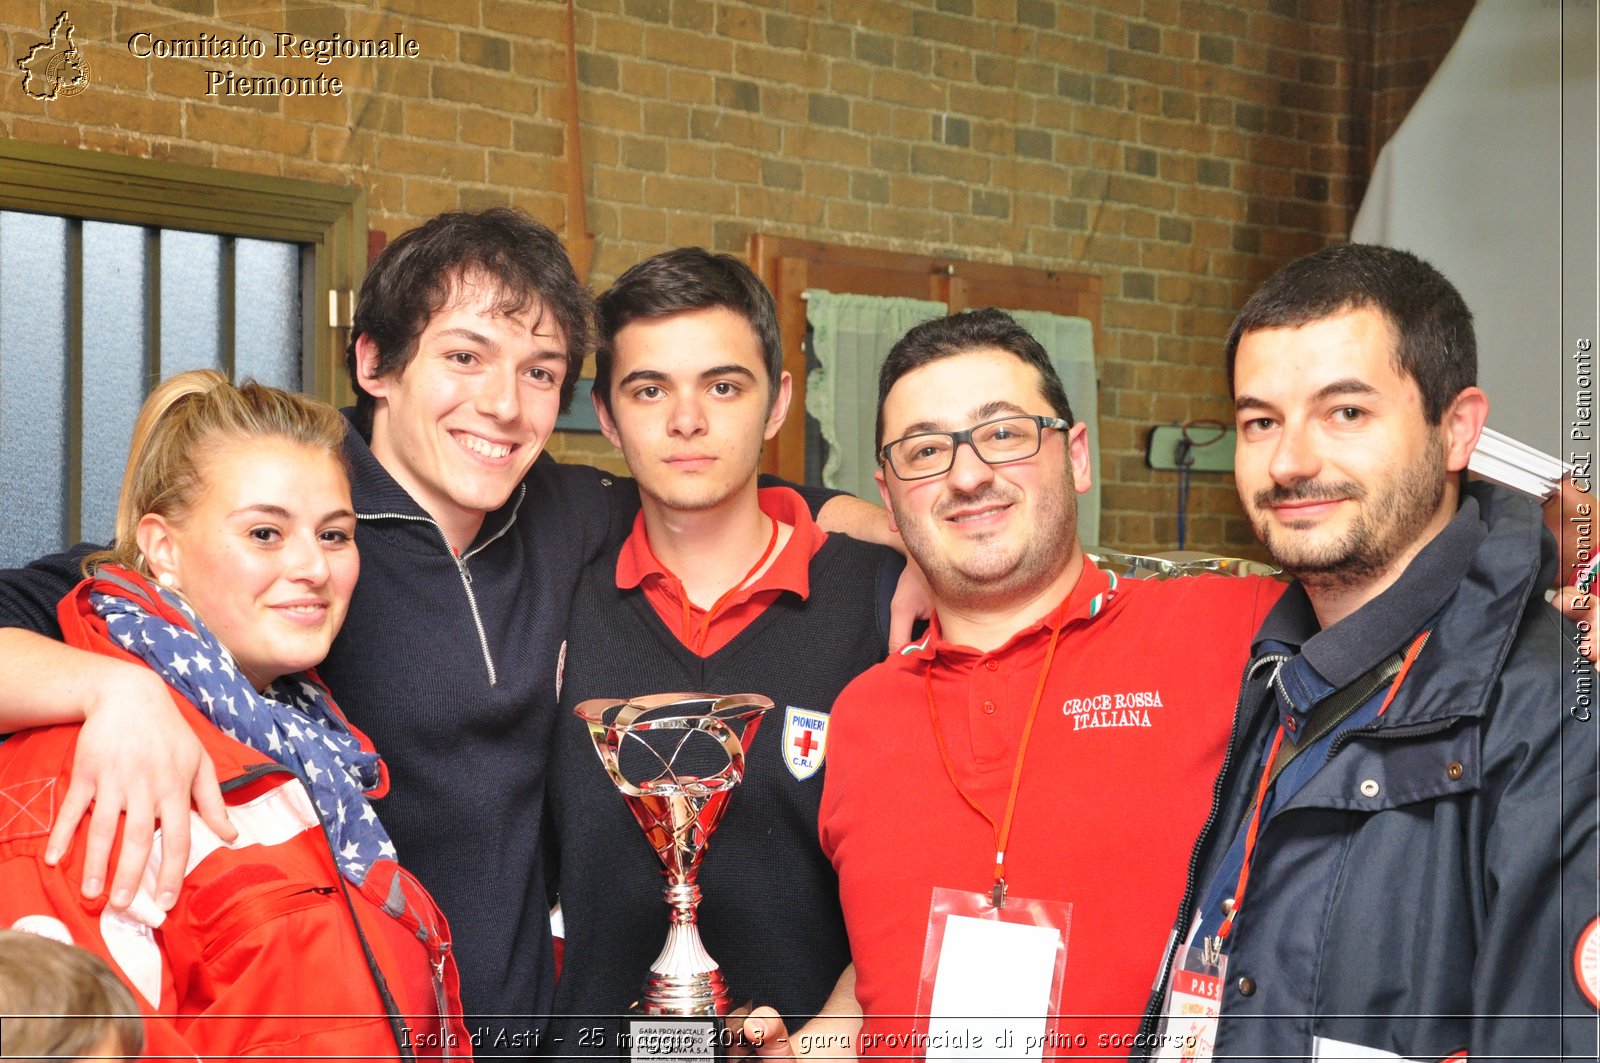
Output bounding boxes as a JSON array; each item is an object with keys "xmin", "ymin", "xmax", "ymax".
[{"xmin": 574, "ymin": 692, "xmax": 772, "ymax": 1062}]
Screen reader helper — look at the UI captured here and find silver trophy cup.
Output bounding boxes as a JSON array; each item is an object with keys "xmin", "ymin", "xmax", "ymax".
[{"xmin": 575, "ymin": 692, "xmax": 771, "ymax": 1058}]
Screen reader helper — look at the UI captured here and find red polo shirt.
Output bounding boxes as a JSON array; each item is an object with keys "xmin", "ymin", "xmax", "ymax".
[
  {"xmin": 616, "ymin": 487, "xmax": 827, "ymax": 657},
  {"xmin": 820, "ymin": 560, "xmax": 1284, "ymax": 1055}
]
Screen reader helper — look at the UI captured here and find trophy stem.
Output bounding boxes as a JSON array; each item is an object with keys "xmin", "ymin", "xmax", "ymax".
[
  {"xmin": 663, "ymin": 881, "xmax": 698, "ymax": 923},
  {"xmin": 642, "ymin": 882, "xmax": 730, "ymax": 1015}
]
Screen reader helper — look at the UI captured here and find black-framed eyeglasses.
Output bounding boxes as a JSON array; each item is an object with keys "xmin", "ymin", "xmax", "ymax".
[{"xmin": 880, "ymin": 414, "xmax": 1070, "ymax": 481}]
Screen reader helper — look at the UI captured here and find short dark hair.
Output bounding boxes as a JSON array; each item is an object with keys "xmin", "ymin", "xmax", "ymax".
[
  {"xmin": 593, "ymin": 247, "xmax": 782, "ymax": 413},
  {"xmin": 875, "ymin": 308, "xmax": 1075, "ymax": 449},
  {"xmin": 1224, "ymin": 243, "xmax": 1476, "ymax": 424},
  {"xmin": 346, "ymin": 208, "xmax": 593, "ymax": 437}
]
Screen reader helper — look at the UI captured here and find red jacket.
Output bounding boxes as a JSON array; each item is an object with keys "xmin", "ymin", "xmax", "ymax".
[{"xmin": 0, "ymin": 573, "xmax": 471, "ymax": 1060}]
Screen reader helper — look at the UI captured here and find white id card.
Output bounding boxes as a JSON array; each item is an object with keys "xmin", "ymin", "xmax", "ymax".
[
  {"xmin": 914, "ymin": 886, "xmax": 1071, "ymax": 1062},
  {"xmin": 1153, "ymin": 944, "xmax": 1225, "ymax": 1063}
]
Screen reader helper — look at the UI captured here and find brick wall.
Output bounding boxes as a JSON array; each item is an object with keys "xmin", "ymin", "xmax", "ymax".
[
  {"xmin": 0, "ymin": 0, "xmax": 1469, "ymax": 556},
  {"xmin": 1362, "ymin": 0, "xmax": 1474, "ymax": 171}
]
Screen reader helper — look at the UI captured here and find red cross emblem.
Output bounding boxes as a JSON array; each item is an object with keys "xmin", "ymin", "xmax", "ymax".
[{"xmin": 782, "ymin": 707, "xmax": 829, "ymax": 781}]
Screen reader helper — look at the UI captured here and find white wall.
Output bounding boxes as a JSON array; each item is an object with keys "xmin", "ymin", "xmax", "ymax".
[{"xmin": 1351, "ymin": 0, "xmax": 1598, "ymax": 472}]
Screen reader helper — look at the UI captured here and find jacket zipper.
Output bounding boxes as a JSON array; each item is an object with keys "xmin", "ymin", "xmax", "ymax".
[
  {"xmin": 356, "ymin": 502, "xmax": 522, "ymax": 688},
  {"xmin": 431, "ymin": 946, "xmax": 453, "ymax": 1060},
  {"xmin": 1135, "ymin": 652, "xmax": 1288, "ymax": 1052},
  {"xmin": 1325, "ymin": 714, "xmax": 1460, "ymax": 758},
  {"xmin": 1136, "ymin": 665, "xmax": 1460, "ymax": 1051}
]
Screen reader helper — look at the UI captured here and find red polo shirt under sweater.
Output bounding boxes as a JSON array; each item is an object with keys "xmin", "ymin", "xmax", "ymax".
[{"xmin": 616, "ymin": 487, "xmax": 826, "ymax": 657}]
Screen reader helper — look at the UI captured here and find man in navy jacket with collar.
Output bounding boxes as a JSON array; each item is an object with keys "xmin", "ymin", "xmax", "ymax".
[{"xmin": 1140, "ymin": 244, "xmax": 1598, "ymax": 1061}]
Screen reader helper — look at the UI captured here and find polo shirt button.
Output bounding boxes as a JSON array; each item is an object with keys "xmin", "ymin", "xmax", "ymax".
[
  {"xmin": 983, "ymin": 701, "xmax": 996, "ymax": 715},
  {"xmin": 1359, "ymin": 779, "xmax": 1380, "ymax": 798},
  {"xmin": 1446, "ymin": 761, "xmax": 1464, "ymax": 780},
  {"xmin": 1237, "ymin": 976, "xmax": 1256, "ymax": 997},
  {"xmin": 985, "ymin": 660, "xmax": 998, "ymax": 671}
]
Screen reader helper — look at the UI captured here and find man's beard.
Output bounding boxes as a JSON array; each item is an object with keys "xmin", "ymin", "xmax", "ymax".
[{"xmin": 1250, "ymin": 435, "xmax": 1446, "ymax": 592}]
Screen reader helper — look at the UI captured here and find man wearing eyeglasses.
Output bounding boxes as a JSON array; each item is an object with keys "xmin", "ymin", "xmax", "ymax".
[
  {"xmin": 746, "ymin": 282, "xmax": 1594, "ymax": 1061},
  {"xmin": 751, "ymin": 308, "xmax": 1283, "ymax": 1057}
]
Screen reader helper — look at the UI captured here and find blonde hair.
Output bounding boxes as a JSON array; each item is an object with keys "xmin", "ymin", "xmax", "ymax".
[
  {"xmin": 0, "ymin": 930, "xmax": 145, "ymax": 1059},
  {"xmin": 85, "ymin": 370, "xmax": 348, "ymax": 577}
]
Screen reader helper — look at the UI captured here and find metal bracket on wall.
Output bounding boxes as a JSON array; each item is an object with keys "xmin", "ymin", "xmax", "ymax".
[{"xmin": 1145, "ymin": 424, "xmax": 1235, "ymax": 473}]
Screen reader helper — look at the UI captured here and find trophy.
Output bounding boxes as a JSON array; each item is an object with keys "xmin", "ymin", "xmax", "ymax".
[{"xmin": 574, "ymin": 692, "xmax": 772, "ymax": 1062}]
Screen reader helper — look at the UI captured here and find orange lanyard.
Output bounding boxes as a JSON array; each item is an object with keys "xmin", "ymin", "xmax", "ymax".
[
  {"xmin": 924, "ymin": 619, "xmax": 1066, "ymax": 908},
  {"xmin": 654, "ymin": 516, "xmax": 781, "ymax": 655},
  {"xmin": 1215, "ymin": 629, "xmax": 1431, "ymax": 943}
]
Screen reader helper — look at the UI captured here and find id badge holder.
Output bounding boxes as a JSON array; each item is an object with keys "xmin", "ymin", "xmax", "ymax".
[
  {"xmin": 912, "ymin": 885, "xmax": 1071, "ymax": 1062},
  {"xmin": 1151, "ymin": 932, "xmax": 1226, "ymax": 1063}
]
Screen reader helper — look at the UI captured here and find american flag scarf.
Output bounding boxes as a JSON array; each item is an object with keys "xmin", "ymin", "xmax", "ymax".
[{"xmin": 90, "ymin": 571, "xmax": 397, "ymax": 887}]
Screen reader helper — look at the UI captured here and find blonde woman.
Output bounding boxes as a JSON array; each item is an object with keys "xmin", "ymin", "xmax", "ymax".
[{"xmin": 0, "ymin": 372, "xmax": 468, "ymax": 1059}]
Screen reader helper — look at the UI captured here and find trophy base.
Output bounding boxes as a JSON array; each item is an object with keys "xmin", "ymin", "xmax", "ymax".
[{"xmin": 624, "ymin": 1013, "xmax": 729, "ymax": 1063}]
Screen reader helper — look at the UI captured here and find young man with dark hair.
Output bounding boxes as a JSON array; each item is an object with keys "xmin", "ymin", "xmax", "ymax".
[
  {"xmin": 0, "ymin": 212, "xmax": 883, "ymax": 1052},
  {"xmin": 347, "ymin": 206, "xmax": 595, "ymax": 438},
  {"xmin": 1139, "ymin": 244, "xmax": 1596, "ymax": 1059},
  {"xmin": 545, "ymin": 247, "xmax": 898, "ymax": 1055},
  {"xmin": 588, "ymin": 245, "xmax": 784, "ymax": 408},
  {"xmin": 1221, "ymin": 241, "xmax": 1476, "ymax": 423}
]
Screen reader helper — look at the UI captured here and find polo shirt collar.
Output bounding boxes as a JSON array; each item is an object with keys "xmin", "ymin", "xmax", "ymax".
[
  {"xmin": 898, "ymin": 556, "xmax": 1118, "ymax": 661},
  {"xmin": 615, "ymin": 486, "xmax": 821, "ymax": 600},
  {"xmin": 1251, "ymin": 493, "xmax": 1486, "ymax": 722}
]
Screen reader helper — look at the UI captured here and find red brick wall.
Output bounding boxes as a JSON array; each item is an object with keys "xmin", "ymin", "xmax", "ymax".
[{"xmin": 1, "ymin": 1, "xmax": 1471, "ymax": 555}]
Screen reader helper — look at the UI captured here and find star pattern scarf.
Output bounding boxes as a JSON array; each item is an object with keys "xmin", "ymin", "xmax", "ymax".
[{"xmin": 91, "ymin": 573, "xmax": 396, "ymax": 887}]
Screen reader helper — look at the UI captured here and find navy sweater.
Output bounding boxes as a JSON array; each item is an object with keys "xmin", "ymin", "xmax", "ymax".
[{"xmin": 545, "ymin": 532, "xmax": 896, "ymax": 1059}]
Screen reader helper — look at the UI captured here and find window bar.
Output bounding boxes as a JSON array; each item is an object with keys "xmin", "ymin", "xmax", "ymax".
[
  {"xmin": 65, "ymin": 218, "xmax": 84, "ymax": 546},
  {"xmin": 145, "ymin": 225, "xmax": 162, "ymax": 387},
  {"xmin": 220, "ymin": 235, "xmax": 236, "ymax": 382}
]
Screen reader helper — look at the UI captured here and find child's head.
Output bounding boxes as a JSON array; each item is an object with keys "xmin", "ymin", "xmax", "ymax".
[{"xmin": 0, "ymin": 930, "xmax": 144, "ymax": 1060}]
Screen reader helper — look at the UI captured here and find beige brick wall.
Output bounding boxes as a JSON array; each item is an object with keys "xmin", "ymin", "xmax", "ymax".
[{"xmin": 1, "ymin": 1, "xmax": 1467, "ymax": 556}]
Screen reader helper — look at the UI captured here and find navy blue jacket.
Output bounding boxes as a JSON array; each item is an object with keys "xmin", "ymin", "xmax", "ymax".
[{"xmin": 1138, "ymin": 484, "xmax": 1599, "ymax": 1061}]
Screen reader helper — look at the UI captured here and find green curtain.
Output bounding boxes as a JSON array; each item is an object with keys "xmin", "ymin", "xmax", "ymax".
[
  {"xmin": 804, "ymin": 290, "xmax": 945, "ymax": 501},
  {"xmin": 1004, "ymin": 308, "xmax": 1100, "ymax": 547}
]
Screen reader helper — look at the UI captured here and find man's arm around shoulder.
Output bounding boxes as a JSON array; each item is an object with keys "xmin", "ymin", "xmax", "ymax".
[{"xmin": 0, "ymin": 546, "xmax": 233, "ymax": 911}]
